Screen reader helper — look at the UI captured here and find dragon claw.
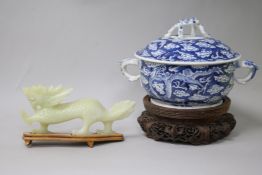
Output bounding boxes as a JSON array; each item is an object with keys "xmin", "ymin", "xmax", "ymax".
[
  {"xmin": 95, "ymin": 129, "xmax": 105, "ymax": 134},
  {"xmin": 32, "ymin": 128, "xmax": 50, "ymax": 134},
  {"xmin": 95, "ymin": 129, "xmax": 116, "ymax": 135},
  {"xmin": 72, "ymin": 129, "xmax": 91, "ymax": 136}
]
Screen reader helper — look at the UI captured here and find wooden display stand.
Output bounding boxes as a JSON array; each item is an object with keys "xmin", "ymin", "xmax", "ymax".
[
  {"xmin": 138, "ymin": 96, "xmax": 236, "ymax": 145},
  {"xmin": 23, "ymin": 132, "xmax": 124, "ymax": 148}
]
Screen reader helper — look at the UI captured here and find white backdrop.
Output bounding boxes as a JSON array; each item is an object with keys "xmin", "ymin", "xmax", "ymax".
[{"xmin": 0, "ymin": 0, "xmax": 262, "ymax": 175}]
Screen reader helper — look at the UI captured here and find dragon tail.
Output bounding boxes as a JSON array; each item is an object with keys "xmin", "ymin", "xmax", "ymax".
[{"xmin": 108, "ymin": 100, "xmax": 136, "ymax": 121}]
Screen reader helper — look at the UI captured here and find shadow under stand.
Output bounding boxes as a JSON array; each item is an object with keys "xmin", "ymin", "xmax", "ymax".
[{"xmin": 138, "ymin": 96, "xmax": 236, "ymax": 145}]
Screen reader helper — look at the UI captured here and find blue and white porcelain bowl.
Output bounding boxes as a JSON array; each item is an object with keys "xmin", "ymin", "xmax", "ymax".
[{"xmin": 121, "ymin": 18, "xmax": 258, "ymax": 108}]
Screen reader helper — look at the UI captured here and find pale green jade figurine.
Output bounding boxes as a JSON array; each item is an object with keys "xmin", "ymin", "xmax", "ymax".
[{"xmin": 21, "ymin": 85, "xmax": 135, "ymax": 136}]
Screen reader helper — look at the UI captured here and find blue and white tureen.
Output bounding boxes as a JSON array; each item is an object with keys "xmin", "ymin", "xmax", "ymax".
[{"xmin": 121, "ymin": 18, "xmax": 258, "ymax": 108}]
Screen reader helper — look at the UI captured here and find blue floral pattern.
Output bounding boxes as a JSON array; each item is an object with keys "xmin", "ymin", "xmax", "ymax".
[
  {"xmin": 140, "ymin": 60, "xmax": 237, "ymax": 107},
  {"xmin": 136, "ymin": 38, "xmax": 240, "ymax": 62}
]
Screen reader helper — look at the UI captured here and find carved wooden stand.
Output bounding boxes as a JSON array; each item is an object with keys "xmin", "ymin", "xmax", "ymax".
[
  {"xmin": 23, "ymin": 132, "xmax": 124, "ymax": 148},
  {"xmin": 137, "ymin": 96, "xmax": 236, "ymax": 145}
]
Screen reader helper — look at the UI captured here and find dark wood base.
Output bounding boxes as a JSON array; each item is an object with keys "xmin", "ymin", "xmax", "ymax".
[{"xmin": 137, "ymin": 96, "xmax": 236, "ymax": 145}]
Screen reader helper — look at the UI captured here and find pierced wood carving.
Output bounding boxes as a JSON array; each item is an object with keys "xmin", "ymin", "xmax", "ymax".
[{"xmin": 137, "ymin": 96, "xmax": 236, "ymax": 145}]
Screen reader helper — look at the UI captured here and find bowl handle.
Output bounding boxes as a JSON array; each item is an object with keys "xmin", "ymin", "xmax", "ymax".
[
  {"xmin": 120, "ymin": 58, "xmax": 140, "ymax": 81},
  {"xmin": 234, "ymin": 60, "xmax": 259, "ymax": 84}
]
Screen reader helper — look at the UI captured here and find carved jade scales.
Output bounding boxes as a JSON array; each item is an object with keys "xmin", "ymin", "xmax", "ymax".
[{"xmin": 21, "ymin": 85, "xmax": 135, "ymax": 136}]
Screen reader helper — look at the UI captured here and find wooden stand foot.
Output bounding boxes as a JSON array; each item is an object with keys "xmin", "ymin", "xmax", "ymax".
[
  {"xmin": 24, "ymin": 139, "xmax": 32, "ymax": 146},
  {"xmin": 87, "ymin": 141, "xmax": 94, "ymax": 148}
]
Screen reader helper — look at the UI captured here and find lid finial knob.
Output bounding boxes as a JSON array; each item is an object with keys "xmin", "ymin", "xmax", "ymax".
[{"xmin": 164, "ymin": 17, "xmax": 210, "ymax": 39}]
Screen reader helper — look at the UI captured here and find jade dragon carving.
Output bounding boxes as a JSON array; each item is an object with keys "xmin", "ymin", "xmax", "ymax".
[{"xmin": 21, "ymin": 85, "xmax": 135, "ymax": 135}]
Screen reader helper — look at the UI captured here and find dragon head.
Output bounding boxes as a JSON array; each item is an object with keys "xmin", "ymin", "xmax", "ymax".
[{"xmin": 23, "ymin": 85, "xmax": 73, "ymax": 111}]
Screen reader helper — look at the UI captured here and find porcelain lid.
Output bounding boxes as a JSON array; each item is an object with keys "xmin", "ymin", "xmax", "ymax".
[{"xmin": 135, "ymin": 18, "xmax": 240, "ymax": 65}]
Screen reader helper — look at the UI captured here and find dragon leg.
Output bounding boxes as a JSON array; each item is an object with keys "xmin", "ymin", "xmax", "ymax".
[
  {"xmin": 95, "ymin": 121, "xmax": 115, "ymax": 134},
  {"xmin": 32, "ymin": 123, "xmax": 49, "ymax": 134},
  {"xmin": 103, "ymin": 121, "xmax": 115, "ymax": 134},
  {"xmin": 72, "ymin": 119, "xmax": 92, "ymax": 136}
]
